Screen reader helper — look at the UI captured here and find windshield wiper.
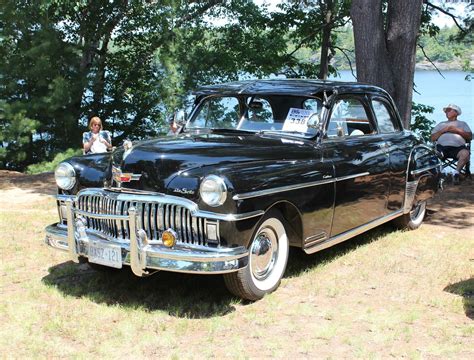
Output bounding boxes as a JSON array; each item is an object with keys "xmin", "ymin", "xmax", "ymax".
[
  {"xmin": 211, "ymin": 128, "xmax": 256, "ymax": 134},
  {"xmin": 259, "ymin": 129, "xmax": 320, "ymax": 138}
]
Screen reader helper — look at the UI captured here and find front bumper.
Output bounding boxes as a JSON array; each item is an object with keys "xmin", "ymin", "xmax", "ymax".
[{"xmin": 45, "ymin": 199, "xmax": 248, "ymax": 275}]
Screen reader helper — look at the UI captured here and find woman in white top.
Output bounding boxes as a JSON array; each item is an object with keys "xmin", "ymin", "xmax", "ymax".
[{"xmin": 82, "ymin": 116, "xmax": 112, "ymax": 154}]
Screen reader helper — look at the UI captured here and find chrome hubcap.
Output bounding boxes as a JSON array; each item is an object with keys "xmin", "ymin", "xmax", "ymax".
[{"xmin": 250, "ymin": 230, "xmax": 278, "ymax": 280}]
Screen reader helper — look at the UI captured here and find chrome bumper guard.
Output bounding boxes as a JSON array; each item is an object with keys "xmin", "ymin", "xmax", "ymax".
[{"xmin": 45, "ymin": 199, "xmax": 248, "ymax": 275}]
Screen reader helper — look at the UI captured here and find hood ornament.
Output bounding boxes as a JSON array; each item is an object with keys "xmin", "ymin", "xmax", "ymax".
[
  {"xmin": 112, "ymin": 166, "xmax": 142, "ymax": 188},
  {"xmin": 122, "ymin": 140, "xmax": 133, "ymax": 161}
]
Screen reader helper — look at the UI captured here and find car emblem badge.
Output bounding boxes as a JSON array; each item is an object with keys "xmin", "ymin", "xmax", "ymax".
[{"xmin": 112, "ymin": 166, "xmax": 141, "ymax": 187}]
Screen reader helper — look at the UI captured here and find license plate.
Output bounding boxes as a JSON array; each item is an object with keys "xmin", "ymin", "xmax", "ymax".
[{"xmin": 88, "ymin": 241, "xmax": 122, "ymax": 269}]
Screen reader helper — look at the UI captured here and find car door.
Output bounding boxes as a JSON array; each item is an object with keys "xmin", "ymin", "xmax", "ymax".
[
  {"xmin": 369, "ymin": 96, "xmax": 408, "ymax": 212},
  {"xmin": 322, "ymin": 94, "xmax": 391, "ymax": 236}
]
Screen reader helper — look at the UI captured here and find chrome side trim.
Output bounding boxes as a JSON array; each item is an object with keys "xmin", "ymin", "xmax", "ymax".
[
  {"xmin": 233, "ymin": 172, "xmax": 369, "ymax": 200},
  {"xmin": 403, "ymin": 180, "xmax": 419, "ymax": 213},
  {"xmin": 410, "ymin": 164, "xmax": 440, "ymax": 176},
  {"xmin": 303, "ymin": 232, "xmax": 328, "ymax": 249},
  {"xmin": 336, "ymin": 172, "xmax": 370, "ymax": 182},
  {"xmin": 195, "ymin": 210, "xmax": 264, "ymax": 221},
  {"xmin": 233, "ymin": 179, "xmax": 335, "ymax": 200},
  {"xmin": 304, "ymin": 210, "xmax": 403, "ymax": 254}
]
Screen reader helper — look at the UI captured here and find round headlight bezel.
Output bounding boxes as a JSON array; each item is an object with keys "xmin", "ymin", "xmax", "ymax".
[
  {"xmin": 199, "ymin": 175, "xmax": 227, "ymax": 207},
  {"xmin": 55, "ymin": 162, "xmax": 76, "ymax": 190}
]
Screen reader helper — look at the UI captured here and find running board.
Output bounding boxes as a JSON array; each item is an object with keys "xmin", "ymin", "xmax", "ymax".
[{"xmin": 303, "ymin": 210, "xmax": 403, "ymax": 254}]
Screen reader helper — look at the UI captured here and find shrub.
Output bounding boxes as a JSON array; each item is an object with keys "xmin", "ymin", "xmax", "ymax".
[
  {"xmin": 26, "ymin": 148, "xmax": 82, "ymax": 174},
  {"xmin": 411, "ymin": 102, "xmax": 435, "ymax": 143}
]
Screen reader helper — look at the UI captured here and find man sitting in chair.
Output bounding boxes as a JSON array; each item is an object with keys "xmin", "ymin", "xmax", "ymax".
[{"xmin": 431, "ymin": 104, "xmax": 472, "ymax": 184}]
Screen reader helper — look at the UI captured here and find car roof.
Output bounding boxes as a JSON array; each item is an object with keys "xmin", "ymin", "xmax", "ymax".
[{"xmin": 193, "ymin": 79, "xmax": 389, "ymax": 97}]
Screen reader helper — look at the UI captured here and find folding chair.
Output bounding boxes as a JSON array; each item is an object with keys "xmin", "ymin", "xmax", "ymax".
[{"xmin": 436, "ymin": 142, "xmax": 471, "ymax": 180}]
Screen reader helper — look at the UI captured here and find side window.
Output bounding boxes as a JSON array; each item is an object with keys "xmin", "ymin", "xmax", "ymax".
[
  {"xmin": 327, "ymin": 98, "xmax": 374, "ymax": 138},
  {"xmin": 371, "ymin": 99, "xmax": 398, "ymax": 133}
]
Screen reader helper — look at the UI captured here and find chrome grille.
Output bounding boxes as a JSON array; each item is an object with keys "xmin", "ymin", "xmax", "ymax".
[{"xmin": 76, "ymin": 194, "xmax": 208, "ymax": 246}]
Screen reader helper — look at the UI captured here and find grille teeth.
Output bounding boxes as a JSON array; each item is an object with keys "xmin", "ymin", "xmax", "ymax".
[{"xmin": 76, "ymin": 194, "xmax": 207, "ymax": 246}]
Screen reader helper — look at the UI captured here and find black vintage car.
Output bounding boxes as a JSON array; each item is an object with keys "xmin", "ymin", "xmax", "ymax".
[{"xmin": 45, "ymin": 79, "xmax": 441, "ymax": 300}]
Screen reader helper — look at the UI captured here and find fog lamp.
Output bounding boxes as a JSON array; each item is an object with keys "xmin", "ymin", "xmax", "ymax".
[{"xmin": 162, "ymin": 229, "xmax": 177, "ymax": 248}]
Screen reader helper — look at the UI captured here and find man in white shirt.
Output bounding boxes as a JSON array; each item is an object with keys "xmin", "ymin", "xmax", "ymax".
[{"xmin": 431, "ymin": 104, "xmax": 472, "ymax": 184}]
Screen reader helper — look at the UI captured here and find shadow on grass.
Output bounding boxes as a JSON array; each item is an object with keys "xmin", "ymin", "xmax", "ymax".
[
  {"xmin": 42, "ymin": 263, "xmax": 237, "ymax": 319},
  {"xmin": 0, "ymin": 171, "xmax": 56, "ymax": 196},
  {"xmin": 286, "ymin": 223, "xmax": 394, "ymax": 278},
  {"xmin": 425, "ymin": 180, "xmax": 474, "ymax": 230},
  {"xmin": 444, "ymin": 277, "xmax": 474, "ymax": 320},
  {"xmin": 42, "ymin": 223, "xmax": 395, "ymax": 318}
]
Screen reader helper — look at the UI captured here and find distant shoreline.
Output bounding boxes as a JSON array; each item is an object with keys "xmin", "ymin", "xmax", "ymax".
[
  {"xmin": 338, "ymin": 62, "xmax": 472, "ymax": 73},
  {"xmin": 415, "ymin": 60, "xmax": 473, "ymax": 71}
]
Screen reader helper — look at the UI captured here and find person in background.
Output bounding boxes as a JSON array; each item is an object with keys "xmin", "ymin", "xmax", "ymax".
[
  {"xmin": 167, "ymin": 110, "xmax": 185, "ymax": 136},
  {"xmin": 83, "ymin": 116, "xmax": 113, "ymax": 154},
  {"xmin": 431, "ymin": 104, "xmax": 472, "ymax": 184},
  {"xmin": 168, "ymin": 118, "xmax": 180, "ymax": 135}
]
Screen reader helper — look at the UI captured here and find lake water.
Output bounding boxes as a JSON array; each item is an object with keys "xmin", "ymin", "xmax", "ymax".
[{"xmin": 334, "ymin": 70, "xmax": 474, "ymax": 131}]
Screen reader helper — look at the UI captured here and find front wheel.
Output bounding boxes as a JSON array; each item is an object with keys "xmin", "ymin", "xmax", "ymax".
[
  {"xmin": 393, "ymin": 200, "xmax": 427, "ymax": 230},
  {"xmin": 224, "ymin": 210, "xmax": 289, "ymax": 301}
]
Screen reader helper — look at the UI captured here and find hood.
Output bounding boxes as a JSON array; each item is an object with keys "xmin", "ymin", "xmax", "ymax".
[{"xmin": 114, "ymin": 133, "xmax": 316, "ymax": 192}]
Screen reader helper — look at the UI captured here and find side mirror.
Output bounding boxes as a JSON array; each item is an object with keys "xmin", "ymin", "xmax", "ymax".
[{"xmin": 307, "ymin": 113, "xmax": 321, "ymax": 130}]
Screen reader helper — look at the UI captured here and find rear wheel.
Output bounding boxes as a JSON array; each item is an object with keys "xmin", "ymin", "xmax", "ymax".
[
  {"xmin": 393, "ymin": 200, "xmax": 427, "ymax": 230},
  {"xmin": 224, "ymin": 210, "xmax": 289, "ymax": 301}
]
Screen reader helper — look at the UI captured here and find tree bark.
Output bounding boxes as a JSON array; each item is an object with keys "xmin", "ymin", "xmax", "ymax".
[
  {"xmin": 386, "ymin": 0, "xmax": 422, "ymax": 127},
  {"xmin": 351, "ymin": 0, "xmax": 423, "ymax": 128},
  {"xmin": 318, "ymin": 0, "xmax": 333, "ymax": 80}
]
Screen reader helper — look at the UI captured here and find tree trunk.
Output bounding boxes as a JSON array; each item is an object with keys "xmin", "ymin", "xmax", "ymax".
[
  {"xmin": 386, "ymin": 0, "xmax": 423, "ymax": 128},
  {"xmin": 318, "ymin": 0, "xmax": 333, "ymax": 80},
  {"xmin": 351, "ymin": 0, "xmax": 423, "ymax": 128}
]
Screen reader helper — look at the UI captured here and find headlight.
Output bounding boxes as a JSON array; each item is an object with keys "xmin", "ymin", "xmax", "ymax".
[
  {"xmin": 199, "ymin": 175, "xmax": 227, "ymax": 207},
  {"xmin": 55, "ymin": 162, "xmax": 76, "ymax": 190}
]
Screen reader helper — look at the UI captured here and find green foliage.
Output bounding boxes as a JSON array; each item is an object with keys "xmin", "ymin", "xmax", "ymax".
[
  {"xmin": 1, "ymin": 0, "xmax": 471, "ymax": 171},
  {"xmin": 415, "ymin": 26, "xmax": 473, "ymax": 64},
  {"xmin": 411, "ymin": 102, "xmax": 435, "ymax": 143},
  {"xmin": 26, "ymin": 148, "xmax": 82, "ymax": 174},
  {"xmin": 0, "ymin": 101, "xmax": 41, "ymax": 170},
  {"xmin": 331, "ymin": 25, "xmax": 473, "ymax": 71}
]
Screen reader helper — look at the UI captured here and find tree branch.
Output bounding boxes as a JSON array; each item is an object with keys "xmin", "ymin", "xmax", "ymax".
[
  {"xmin": 176, "ymin": 0, "xmax": 225, "ymax": 27},
  {"xmin": 287, "ymin": 24, "xmax": 325, "ymax": 57},
  {"xmin": 332, "ymin": 45, "xmax": 356, "ymax": 79},
  {"xmin": 424, "ymin": 1, "xmax": 467, "ymax": 35},
  {"xmin": 417, "ymin": 43, "xmax": 445, "ymax": 79}
]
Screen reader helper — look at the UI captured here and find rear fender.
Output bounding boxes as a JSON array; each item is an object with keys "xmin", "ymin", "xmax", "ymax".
[{"xmin": 404, "ymin": 144, "xmax": 441, "ymax": 213}]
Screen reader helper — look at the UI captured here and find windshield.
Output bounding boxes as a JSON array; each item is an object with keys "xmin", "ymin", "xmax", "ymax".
[{"xmin": 185, "ymin": 95, "xmax": 323, "ymax": 138}]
